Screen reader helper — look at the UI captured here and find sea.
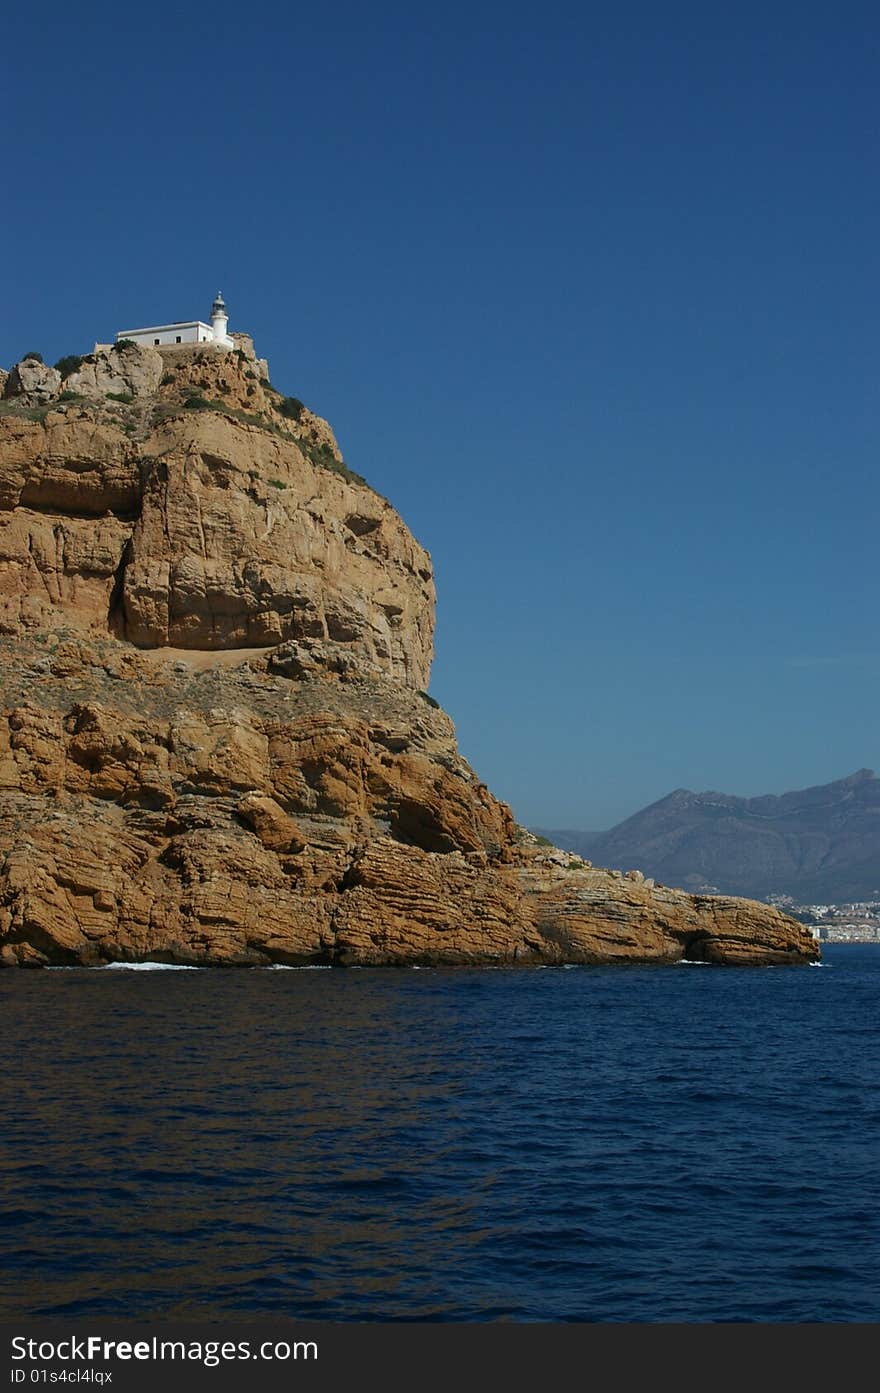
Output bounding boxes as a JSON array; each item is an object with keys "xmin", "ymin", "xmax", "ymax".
[{"xmin": 1, "ymin": 945, "xmax": 878, "ymax": 1323}]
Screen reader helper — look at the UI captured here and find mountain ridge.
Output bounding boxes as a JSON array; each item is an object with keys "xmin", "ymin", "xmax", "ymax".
[{"xmin": 537, "ymin": 769, "xmax": 880, "ymax": 902}]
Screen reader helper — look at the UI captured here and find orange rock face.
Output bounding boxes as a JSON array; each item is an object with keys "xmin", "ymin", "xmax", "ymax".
[
  {"xmin": 0, "ymin": 631, "xmax": 818, "ymax": 970},
  {"xmin": 0, "ymin": 347, "xmax": 819, "ymax": 968},
  {"xmin": 1, "ymin": 346, "xmax": 434, "ymax": 687}
]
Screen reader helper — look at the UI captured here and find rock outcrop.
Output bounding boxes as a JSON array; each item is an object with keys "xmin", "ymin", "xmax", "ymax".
[
  {"xmin": 63, "ymin": 340, "xmax": 164, "ymax": 401},
  {"xmin": 3, "ymin": 356, "xmax": 61, "ymax": 404},
  {"xmin": 0, "ymin": 345, "xmax": 433, "ymax": 686},
  {"xmin": 0, "ymin": 342, "xmax": 818, "ymax": 968}
]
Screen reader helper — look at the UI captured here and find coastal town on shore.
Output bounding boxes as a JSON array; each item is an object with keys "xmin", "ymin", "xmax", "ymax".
[{"xmin": 766, "ymin": 896, "xmax": 880, "ymax": 943}]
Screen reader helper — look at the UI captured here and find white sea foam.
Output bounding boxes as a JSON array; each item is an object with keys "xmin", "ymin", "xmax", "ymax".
[
  {"xmin": 101, "ymin": 962, "xmax": 202, "ymax": 971},
  {"xmin": 679, "ymin": 959, "xmax": 711, "ymax": 966},
  {"xmin": 261, "ymin": 964, "xmax": 332, "ymax": 970}
]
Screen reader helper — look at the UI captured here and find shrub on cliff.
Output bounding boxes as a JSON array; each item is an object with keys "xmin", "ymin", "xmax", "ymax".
[
  {"xmin": 54, "ymin": 354, "xmax": 84, "ymax": 380},
  {"xmin": 297, "ymin": 438, "xmax": 368, "ymax": 488},
  {"xmin": 22, "ymin": 351, "xmax": 43, "ymax": 363},
  {"xmin": 279, "ymin": 396, "xmax": 305, "ymax": 421}
]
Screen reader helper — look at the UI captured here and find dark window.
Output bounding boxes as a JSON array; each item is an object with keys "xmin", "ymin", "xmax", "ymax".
[
  {"xmin": 154, "ymin": 338, "xmax": 160, "ymax": 345},
  {"xmin": 176, "ymin": 336, "xmax": 182, "ymax": 344}
]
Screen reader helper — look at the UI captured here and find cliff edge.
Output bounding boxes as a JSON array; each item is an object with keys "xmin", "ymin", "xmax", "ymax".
[{"xmin": 0, "ymin": 341, "xmax": 817, "ymax": 967}]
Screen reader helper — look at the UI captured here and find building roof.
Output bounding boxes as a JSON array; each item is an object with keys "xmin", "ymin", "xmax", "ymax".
[{"xmin": 116, "ymin": 322, "xmax": 213, "ymax": 337}]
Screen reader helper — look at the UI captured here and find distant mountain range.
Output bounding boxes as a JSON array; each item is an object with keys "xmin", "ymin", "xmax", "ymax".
[{"xmin": 535, "ymin": 769, "xmax": 880, "ymax": 904}]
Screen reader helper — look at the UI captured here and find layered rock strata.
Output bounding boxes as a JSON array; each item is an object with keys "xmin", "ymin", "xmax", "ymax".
[
  {"xmin": 0, "ymin": 344, "xmax": 818, "ymax": 967},
  {"xmin": 1, "ymin": 343, "xmax": 432, "ymax": 686}
]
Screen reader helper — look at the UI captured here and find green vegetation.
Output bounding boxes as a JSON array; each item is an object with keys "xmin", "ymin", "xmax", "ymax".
[
  {"xmin": 54, "ymin": 354, "xmax": 84, "ymax": 380},
  {"xmin": 298, "ymin": 437, "xmax": 367, "ymax": 487},
  {"xmin": 147, "ymin": 391, "xmax": 372, "ymax": 493},
  {"xmin": 58, "ymin": 391, "xmax": 84, "ymax": 403},
  {"xmin": 268, "ymin": 478, "xmax": 287, "ymax": 490},
  {"xmin": 567, "ymin": 859, "xmax": 582, "ymax": 871},
  {"xmin": 113, "ymin": 339, "xmax": 135, "ymax": 352},
  {"xmin": 22, "ymin": 351, "xmax": 43, "ymax": 363},
  {"xmin": 532, "ymin": 835, "xmax": 553, "ymax": 847},
  {"xmin": 417, "ymin": 690, "xmax": 440, "ymax": 709},
  {"xmin": 260, "ymin": 377, "xmax": 281, "ymax": 394},
  {"xmin": 0, "ymin": 400, "xmax": 52, "ymax": 422},
  {"xmin": 177, "ymin": 397, "xmax": 279, "ymax": 433},
  {"xmin": 223, "ymin": 405, "xmax": 269, "ymax": 428},
  {"xmin": 160, "ymin": 374, "xmax": 175, "ymax": 386},
  {"xmin": 106, "ymin": 391, "xmax": 134, "ymax": 404},
  {"xmin": 279, "ymin": 396, "xmax": 305, "ymax": 421}
]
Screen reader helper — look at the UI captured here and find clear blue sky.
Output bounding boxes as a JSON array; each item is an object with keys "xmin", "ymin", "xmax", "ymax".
[{"xmin": 3, "ymin": 2, "xmax": 878, "ymax": 827}]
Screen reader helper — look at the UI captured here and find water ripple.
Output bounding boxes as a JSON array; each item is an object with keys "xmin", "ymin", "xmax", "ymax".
[{"xmin": 1, "ymin": 946, "xmax": 879, "ymax": 1321}]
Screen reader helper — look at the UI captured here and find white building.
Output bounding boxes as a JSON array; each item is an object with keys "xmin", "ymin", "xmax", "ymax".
[{"xmin": 114, "ymin": 293, "xmax": 234, "ymax": 350}]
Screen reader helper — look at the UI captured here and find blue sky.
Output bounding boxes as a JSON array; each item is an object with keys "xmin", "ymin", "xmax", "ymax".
[{"xmin": 3, "ymin": 2, "xmax": 878, "ymax": 827}]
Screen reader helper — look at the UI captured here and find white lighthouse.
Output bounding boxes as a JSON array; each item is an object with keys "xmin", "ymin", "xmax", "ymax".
[
  {"xmin": 210, "ymin": 292, "xmax": 233, "ymax": 348},
  {"xmin": 113, "ymin": 294, "xmax": 236, "ymax": 350}
]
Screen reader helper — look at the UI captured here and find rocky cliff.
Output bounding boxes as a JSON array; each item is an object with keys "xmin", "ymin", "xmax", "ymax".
[
  {"xmin": 0, "ymin": 341, "xmax": 818, "ymax": 967},
  {"xmin": 1, "ymin": 342, "xmax": 433, "ymax": 685}
]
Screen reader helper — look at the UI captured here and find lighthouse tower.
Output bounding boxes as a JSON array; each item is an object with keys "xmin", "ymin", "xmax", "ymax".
[{"xmin": 210, "ymin": 292, "xmax": 233, "ymax": 348}]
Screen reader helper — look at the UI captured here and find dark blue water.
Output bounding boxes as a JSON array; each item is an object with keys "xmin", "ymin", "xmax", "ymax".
[{"xmin": 1, "ymin": 947, "xmax": 878, "ymax": 1322}]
